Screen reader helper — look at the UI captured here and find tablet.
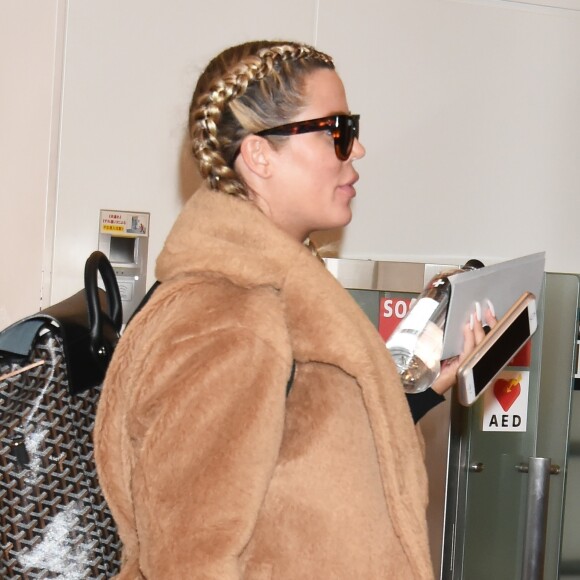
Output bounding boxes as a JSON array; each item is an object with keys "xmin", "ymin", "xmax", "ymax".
[{"xmin": 441, "ymin": 252, "xmax": 545, "ymax": 359}]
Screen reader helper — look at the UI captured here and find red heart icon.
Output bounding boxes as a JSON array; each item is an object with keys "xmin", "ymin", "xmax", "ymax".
[{"xmin": 493, "ymin": 377, "xmax": 521, "ymax": 412}]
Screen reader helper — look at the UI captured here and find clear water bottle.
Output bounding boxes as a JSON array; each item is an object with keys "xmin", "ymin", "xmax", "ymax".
[{"xmin": 386, "ymin": 259, "xmax": 484, "ymax": 394}]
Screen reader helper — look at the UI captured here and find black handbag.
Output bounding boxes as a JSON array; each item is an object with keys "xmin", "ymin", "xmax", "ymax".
[{"xmin": 0, "ymin": 251, "xmax": 123, "ymax": 579}]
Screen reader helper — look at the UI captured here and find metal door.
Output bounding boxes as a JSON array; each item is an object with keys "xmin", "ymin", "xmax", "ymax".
[
  {"xmin": 326, "ymin": 259, "xmax": 580, "ymax": 580},
  {"xmin": 442, "ymin": 273, "xmax": 580, "ymax": 580}
]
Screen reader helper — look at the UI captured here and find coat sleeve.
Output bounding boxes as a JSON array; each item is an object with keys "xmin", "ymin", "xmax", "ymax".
[{"xmin": 129, "ymin": 327, "xmax": 290, "ymax": 578}]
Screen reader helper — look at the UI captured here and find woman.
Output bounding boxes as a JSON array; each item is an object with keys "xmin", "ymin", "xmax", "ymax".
[{"xmin": 94, "ymin": 40, "xmax": 490, "ymax": 579}]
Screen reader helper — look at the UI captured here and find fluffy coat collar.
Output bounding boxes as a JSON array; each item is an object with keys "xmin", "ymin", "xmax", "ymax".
[{"xmin": 156, "ymin": 187, "xmax": 433, "ymax": 579}]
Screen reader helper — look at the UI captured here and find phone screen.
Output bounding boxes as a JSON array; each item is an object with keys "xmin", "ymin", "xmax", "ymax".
[{"xmin": 472, "ymin": 308, "xmax": 531, "ymax": 395}]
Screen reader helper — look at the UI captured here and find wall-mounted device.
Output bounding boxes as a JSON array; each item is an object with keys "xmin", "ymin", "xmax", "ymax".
[{"xmin": 98, "ymin": 209, "xmax": 150, "ymax": 324}]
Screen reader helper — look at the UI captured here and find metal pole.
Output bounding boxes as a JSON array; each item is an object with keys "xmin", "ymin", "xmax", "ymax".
[{"xmin": 520, "ymin": 457, "xmax": 551, "ymax": 580}]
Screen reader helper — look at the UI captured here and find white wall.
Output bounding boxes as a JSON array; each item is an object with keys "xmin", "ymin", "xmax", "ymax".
[
  {"xmin": 318, "ymin": 0, "xmax": 580, "ymax": 273},
  {"xmin": 0, "ymin": 0, "xmax": 64, "ymax": 327},
  {"xmin": 50, "ymin": 0, "xmax": 319, "ymax": 303},
  {"xmin": 51, "ymin": 0, "xmax": 580, "ymax": 307},
  {"xmin": 3, "ymin": 0, "xmax": 580, "ymax": 313}
]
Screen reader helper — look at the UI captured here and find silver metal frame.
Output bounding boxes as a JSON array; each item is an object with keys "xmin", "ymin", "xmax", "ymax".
[{"xmin": 324, "ymin": 257, "xmax": 457, "ymax": 292}]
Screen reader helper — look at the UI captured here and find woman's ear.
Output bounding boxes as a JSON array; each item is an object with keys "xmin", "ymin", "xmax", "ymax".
[{"xmin": 236, "ymin": 135, "xmax": 273, "ymax": 180}]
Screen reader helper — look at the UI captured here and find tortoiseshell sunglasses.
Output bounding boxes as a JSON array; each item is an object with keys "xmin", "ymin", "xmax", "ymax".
[{"xmin": 256, "ymin": 114, "xmax": 360, "ymax": 161}]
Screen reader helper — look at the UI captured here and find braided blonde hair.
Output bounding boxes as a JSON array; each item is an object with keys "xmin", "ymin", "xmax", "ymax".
[{"xmin": 189, "ymin": 41, "xmax": 334, "ymax": 199}]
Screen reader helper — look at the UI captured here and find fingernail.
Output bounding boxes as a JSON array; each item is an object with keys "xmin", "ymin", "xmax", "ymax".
[
  {"xmin": 470, "ymin": 314, "xmax": 474, "ymax": 330},
  {"xmin": 475, "ymin": 301, "xmax": 482, "ymax": 322},
  {"xmin": 486, "ymin": 299, "xmax": 496, "ymax": 318}
]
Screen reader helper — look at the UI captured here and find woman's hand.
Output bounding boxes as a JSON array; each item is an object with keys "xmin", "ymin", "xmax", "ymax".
[{"xmin": 431, "ymin": 301, "xmax": 497, "ymax": 396}]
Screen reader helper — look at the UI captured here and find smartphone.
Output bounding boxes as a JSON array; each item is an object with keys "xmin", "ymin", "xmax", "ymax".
[{"xmin": 456, "ymin": 292, "xmax": 538, "ymax": 406}]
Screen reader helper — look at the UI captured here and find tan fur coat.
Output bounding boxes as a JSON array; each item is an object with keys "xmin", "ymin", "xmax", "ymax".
[{"xmin": 94, "ymin": 187, "xmax": 434, "ymax": 579}]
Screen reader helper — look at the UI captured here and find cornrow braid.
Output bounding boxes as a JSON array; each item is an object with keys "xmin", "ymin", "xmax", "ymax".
[{"xmin": 189, "ymin": 41, "xmax": 334, "ymax": 198}]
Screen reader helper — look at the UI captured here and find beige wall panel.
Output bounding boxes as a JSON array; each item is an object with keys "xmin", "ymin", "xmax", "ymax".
[
  {"xmin": 317, "ymin": 0, "xmax": 580, "ymax": 274},
  {"xmin": 0, "ymin": 0, "xmax": 63, "ymax": 326},
  {"xmin": 52, "ymin": 0, "xmax": 318, "ymax": 302}
]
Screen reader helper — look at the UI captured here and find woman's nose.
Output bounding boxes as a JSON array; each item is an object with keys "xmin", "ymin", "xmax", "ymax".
[{"xmin": 350, "ymin": 138, "xmax": 366, "ymax": 161}]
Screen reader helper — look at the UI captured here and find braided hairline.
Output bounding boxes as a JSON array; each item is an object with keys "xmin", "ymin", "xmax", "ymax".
[{"xmin": 191, "ymin": 43, "xmax": 334, "ymax": 197}]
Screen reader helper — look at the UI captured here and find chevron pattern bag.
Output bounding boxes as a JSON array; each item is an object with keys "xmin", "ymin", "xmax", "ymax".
[{"xmin": 0, "ymin": 252, "xmax": 123, "ymax": 579}]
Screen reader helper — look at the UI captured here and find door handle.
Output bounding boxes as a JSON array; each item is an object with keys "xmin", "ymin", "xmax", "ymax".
[{"xmin": 516, "ymin": 457, "xmax": 561, "ymax": 580}]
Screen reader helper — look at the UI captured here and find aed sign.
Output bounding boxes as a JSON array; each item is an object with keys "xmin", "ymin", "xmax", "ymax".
[
  {"xmin": 379, "ymin": 297, "xmax": 413, "ymax": 342},
  {"xmin": 482, "ymin": 370, "xmax": 529, "ymax": 432}
]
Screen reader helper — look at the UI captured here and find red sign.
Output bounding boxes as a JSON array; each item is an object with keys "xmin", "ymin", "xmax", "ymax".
[
  {"xmin": 508, "ymin": 339, "xmax": 532, "ymax": 367},
  {"xmin": 379, "ymin": 297, "xmax": 413, "ymax": 342}
]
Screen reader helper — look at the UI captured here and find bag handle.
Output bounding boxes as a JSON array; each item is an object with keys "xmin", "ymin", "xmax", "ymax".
[{"xmin": 84, "ymin": 251, "xmax": 123, "ymax": 360}]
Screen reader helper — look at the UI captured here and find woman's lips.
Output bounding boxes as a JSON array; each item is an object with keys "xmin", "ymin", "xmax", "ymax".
[{"xmin": 339, "ymin": 175, "xmax": 359, "ymax": 197}]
